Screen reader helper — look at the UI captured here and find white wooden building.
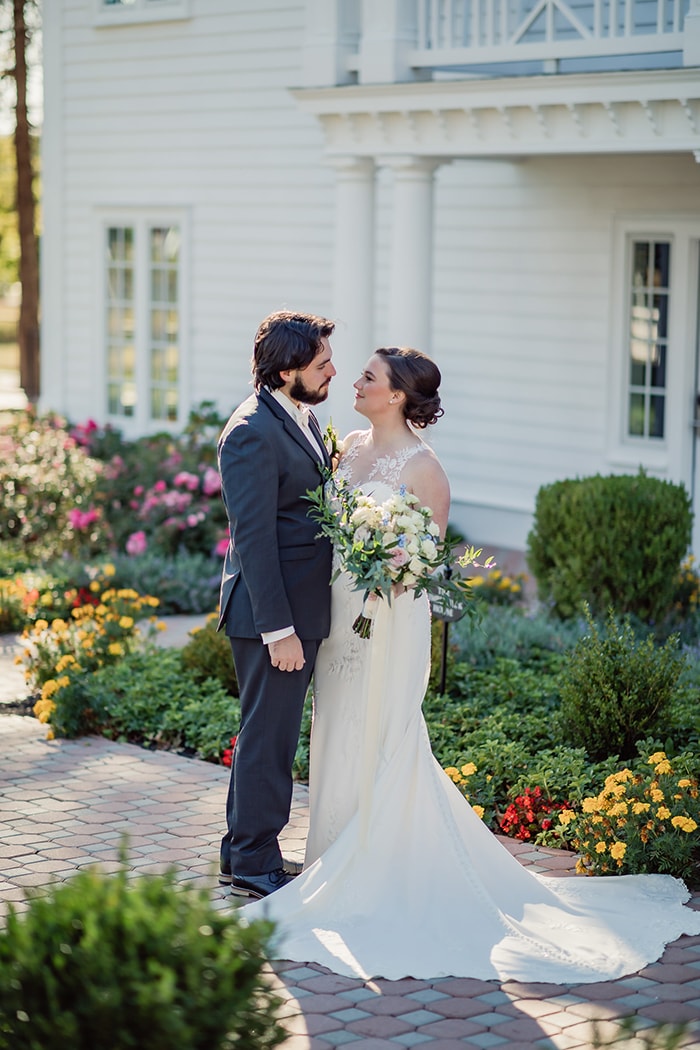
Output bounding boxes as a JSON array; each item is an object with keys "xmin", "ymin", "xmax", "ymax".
[{"xmin": 41, "ymin": 1, "xmax": 700, "ymax": 554}]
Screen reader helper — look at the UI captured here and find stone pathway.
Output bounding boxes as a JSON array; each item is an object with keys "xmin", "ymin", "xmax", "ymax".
[{"xmin": 1, "ymin": 624, "xmax": 700, "ymax": 1049}]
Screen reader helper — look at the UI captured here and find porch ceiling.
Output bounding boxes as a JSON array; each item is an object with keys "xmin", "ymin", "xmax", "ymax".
[{"xmin": 292, "ymin": 68, "xmax": 700, "ymax": 160}]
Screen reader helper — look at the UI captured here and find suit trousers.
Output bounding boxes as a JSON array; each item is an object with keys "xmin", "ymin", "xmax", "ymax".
[{"xmin": 221, "ymin": 635, "xmax": 321, "ymax": 876}]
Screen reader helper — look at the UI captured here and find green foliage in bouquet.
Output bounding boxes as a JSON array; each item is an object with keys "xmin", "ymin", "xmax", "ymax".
[
  {"xmin": 526, "ymin": 470, "xmax": 692, "ymax": 623},
  {"xmin": 0, "ymin": 857, "xmax": 285, "ymax": 1050},
  {"xmin": 558, "ymin": 607, "xmax": 686, "ymax": 760}
]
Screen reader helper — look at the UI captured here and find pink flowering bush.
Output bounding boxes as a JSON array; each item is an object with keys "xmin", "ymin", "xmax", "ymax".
[
  {"xmin": 68, "ymin": 402, "xmax": 230, "ymax": 560},
  {"xmin": 0, "ymin": 409, "xmax": 108, "ymax": 560}
]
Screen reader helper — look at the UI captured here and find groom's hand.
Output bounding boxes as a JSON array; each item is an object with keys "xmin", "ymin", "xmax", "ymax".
[{"xmin": 268, "ymin": 634, "xmax": 305, "ymax": 672}]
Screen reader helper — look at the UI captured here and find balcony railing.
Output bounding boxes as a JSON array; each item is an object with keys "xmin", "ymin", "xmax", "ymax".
[{"xmin": 412, "ymin": 0, "xmax": 688, "ymax": 70}]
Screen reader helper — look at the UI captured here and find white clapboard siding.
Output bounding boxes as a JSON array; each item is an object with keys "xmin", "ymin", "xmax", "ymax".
[
  {"xmin": 52, "ymin": 0, "xmax": 335, "ymax": 426},
  {"xmin": 429, "ymin": 152, "xmax": 698, "ymax": 546}
]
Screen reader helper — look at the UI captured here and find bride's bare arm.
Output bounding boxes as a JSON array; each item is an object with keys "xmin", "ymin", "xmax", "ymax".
[{"xmin": 402, "ymin": 451, "xmax": 451, "ymax": 538}]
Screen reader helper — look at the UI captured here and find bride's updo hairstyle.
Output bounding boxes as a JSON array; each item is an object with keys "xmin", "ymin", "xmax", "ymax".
[{"xmin": 375, "ymin": 347, "xmax": 444, "ymax": 429}]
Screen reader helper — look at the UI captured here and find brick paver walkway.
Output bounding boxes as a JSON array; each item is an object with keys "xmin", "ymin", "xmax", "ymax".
[{"xmin": 2, "ymin": 626, "xmax": 700, "ymax": 1049}]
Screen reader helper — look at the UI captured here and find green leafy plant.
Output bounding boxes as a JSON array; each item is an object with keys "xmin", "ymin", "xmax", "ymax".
[
  {"xmin": 526, "ymin": 469, "xmax": 692, "ymax": 623},
  {"xmin": 181, "ymin": 613, "xmax": 238, "ymax": 696},
  {"xmin": 557, "ymin": 606, "xmax": 686, "ymax": 760},
  {"xmin": 0, "ymin": 854, "xmax": 285, "ymax": 1050}
]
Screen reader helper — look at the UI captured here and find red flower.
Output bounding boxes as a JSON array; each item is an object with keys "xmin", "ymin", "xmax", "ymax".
[{"xmin": 221, "ymin": 735, "xmax": 237, "ymax": 766}]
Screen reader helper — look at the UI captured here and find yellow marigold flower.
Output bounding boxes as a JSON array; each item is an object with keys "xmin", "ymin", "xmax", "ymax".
[
  {"xmin": 95, "ymin": 605, "xmax": 108, "ymax": 617},
  {"xmin": 608, "ymin": 802, "xmax": 628, "ymax": 817},
  {"xmin": 52, "ymin": 619, "xmax": 67, "ymax": 632},
  {"xmin": 673, "ymin": 793, "xmax": 682, "ymax": 800},
  {"xmin": 33, "ymin": 697, "xmax": 56, "ymax": 723},
  {"xmin": 610, "ymin": 842, "xmax": 626, "ymax": 860},
  {"xmin": 108, "ymin": 642, "xmax": 124, "ymax": 657},
  {"xmin": 654, "ymin": 760, "xmax": 672, "ymax": 775},
  {"xmin": 103, "ymin": 563, "xmax": 116, "ymax": 577},
  {"xmin": 657, "ymin": 806, "xmax": 671, "ymax": 820},
  {"xmin": 671, "ymin": 816, "xmax": 697, "ymax": 833},
  {"xmin": 39, "ymin": 593, "xmax": 53, "ymax": 606},
  {"xmin": 117, "ymin": 588, "xmax": 139, "ymax": 600},
  {"xmin": 650, "ymin": 789, "xmax": 664, "ymax": 803},
  {"xmin": 118, "ymin": 616, "xmax": 134, "ymax": 630},
  {"xmin": 444, "ymin": 767, "xmax": 460, "ymax": 779},
  {"xmin": 470, "ymin": 576, "xmax": 483, "ymax": 587},
  {"xmin": 89, "ymin": 580, "xmax": 100, "ymax": 592},
  {"xmin": 34, "ymin": 619, "xmax": 49, "ymax": 632},
  {"xmin": 581, "ymin": 797, "xmax": 599, "ymax": 814},
  {"xmin": 146, "ymin": 595, "xmax": 160, "ymax": 608},
  {"xmin": 595, "ymin": 842, "xmax": 607, "ymax": 853},
  {"xmin": 41, "ymin": 680, "xmax": 59, "ymax": 700},
  {"xmin": 640, "ymin": 828, "xmax": 649, "ymax": 843},
  {"xmin": 647, "ymin": 751, "xmax": 666, "ymax": 765},
  {"xmin": 55, "ymin": 654, "xmax": 77, "ymax": 672},
  {"xmin": 56, "ymin": 676, "xmax": 70, "ymax": 689},
  {"xmin": 632, "ymin": 802, "xmax": 651, "ymax": 814},
  {"xmin": 558, "ymin": 809, "xmax": 576, "ymax": 826},
  {"xmin": 678, "ymin": 778, "xmax": 692, "ymax": 789},
  {"xmin": 591, "ymin": 814, "xmax": 604, "ymax": 825},
  {"xmin": 13, "ymin": 655, "xmax": 23, "ymax": 666},
  {"xmin": 575, "ymin": 859, "xmax": 588, "ymax": 875},
  {"xmin": 156, "ymin": 621, "xmax": 167, "ymax": 632},
  {"xmin": 46, "ymin": 728, "xmax": 55, "ymax": 740},
  {"xmin": 472, "ymin": 805, "xmax": 485, "ymax": 820},
  {"xmin": 461, "ymin": 762, "xmax": 477, "ymax": 777}
]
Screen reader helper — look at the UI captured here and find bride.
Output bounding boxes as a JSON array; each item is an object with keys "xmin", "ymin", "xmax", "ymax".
[{"xmin": 242, "ymin": 346, "xmax": 700, "ymax": 983}]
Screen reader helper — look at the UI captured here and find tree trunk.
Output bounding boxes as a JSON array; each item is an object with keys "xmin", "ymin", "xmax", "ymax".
[{"xmin": 13, "ymin": 0, "xmax": 39, "ymax": 402}]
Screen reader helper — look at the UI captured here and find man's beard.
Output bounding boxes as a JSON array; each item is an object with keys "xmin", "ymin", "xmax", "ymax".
[{"xmin": 288, "ymin": 375, "xmax": 330, "ymax": 405}]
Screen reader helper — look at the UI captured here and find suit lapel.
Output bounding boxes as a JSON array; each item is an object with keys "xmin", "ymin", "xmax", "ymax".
[
  {"xmin": 259, "ymin": 388, "xmax": 329, "ymax": 468},
  {"xmin": 308, "ymin": 412, "xmax": 332, "ymax": 469}
]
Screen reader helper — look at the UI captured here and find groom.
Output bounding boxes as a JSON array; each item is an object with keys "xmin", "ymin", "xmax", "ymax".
[{"xmin": 217, "ymin": 310, "xmax": 336, "ymax": 899}]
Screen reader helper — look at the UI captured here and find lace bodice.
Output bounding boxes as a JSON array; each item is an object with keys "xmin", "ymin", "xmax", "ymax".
[{"xmin": 336, "ymin": 430, "xmax": 427, "ymax": 491}]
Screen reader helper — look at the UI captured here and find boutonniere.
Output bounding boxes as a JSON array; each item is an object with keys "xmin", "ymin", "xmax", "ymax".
[{"xmin": 324, "ymin": 420, "xmax": 344, "ymax": 467}]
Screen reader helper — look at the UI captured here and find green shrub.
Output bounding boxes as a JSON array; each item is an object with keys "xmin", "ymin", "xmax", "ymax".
[
  {"xmin": 450, "ymin": 603, "xmax": 586, "ymax": 670},
  {"xmin": 109, "ymin": 550, "xmax": 221, "ymax": 614},
  {"xmin": 526, "ymin": 470, "xmax": 692, "ymax": 623},
  {"xmin": 47, "ymin": 648, "xmax": 240, "ymax": 762},
  {"xmin": 0, "ymin": 857, "xmax": 285, "ymax": 1050},
  {"xmin": 558, "ymin": 607, "xmax": 686, "ymax": 760},
  {"xmin": 181, "ymin": 614, "xmax": 238, "ymax": 695}
]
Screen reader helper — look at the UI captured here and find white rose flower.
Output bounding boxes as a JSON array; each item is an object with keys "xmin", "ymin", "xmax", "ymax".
[
  {"xmin": 421, "ymin": 539, "xmax": 438, "ymax": 560},
  {"xmin": 408, "ymin": 555, "xmax": 425, "ymax": 574}
]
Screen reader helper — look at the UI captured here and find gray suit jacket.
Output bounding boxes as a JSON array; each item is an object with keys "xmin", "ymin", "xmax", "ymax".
[{"xmin": 216, "ymin": 388, "xmax": 333, "ymax": 640}]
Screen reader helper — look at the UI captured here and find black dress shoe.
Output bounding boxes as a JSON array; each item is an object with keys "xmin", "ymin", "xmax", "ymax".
[
  {"xmin": 219, "ymin": 856, "xmax": 302, "ymax": 884},
  {"xmin": 230, "ymin": 869, "xmax": 294, "ymax": 900}
]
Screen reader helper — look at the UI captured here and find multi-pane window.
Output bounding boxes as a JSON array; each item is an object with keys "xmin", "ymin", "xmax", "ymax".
[
  {"xmin": 106, "ymin": 227, "xmax": 136, "ymax": 418},
  {"xmin": 105, "ymin": 221, "xmax": 181, "ymax": 426},
  {"xmin": 149, "ymin": 227, "xmax": 180, "ymax": 423},
  {"xmin": 626, "ymin": 239, "xmax": 670, "ymax": 441}
]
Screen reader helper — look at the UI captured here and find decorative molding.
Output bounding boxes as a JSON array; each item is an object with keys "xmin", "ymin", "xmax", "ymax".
[{"xmin": 292, "ymin": 69, "xmax": 700, "ymax": 159}]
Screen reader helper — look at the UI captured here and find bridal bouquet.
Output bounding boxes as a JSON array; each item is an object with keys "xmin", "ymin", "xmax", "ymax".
[{"xmin": 306, "ymin": 475, "xmax": 492, "ymax": 638}]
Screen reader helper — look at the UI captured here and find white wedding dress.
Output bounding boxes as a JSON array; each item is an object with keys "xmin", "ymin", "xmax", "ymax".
[{"xmin": 243, "ymin": 433, "xmax": 700, "ymax": 983}]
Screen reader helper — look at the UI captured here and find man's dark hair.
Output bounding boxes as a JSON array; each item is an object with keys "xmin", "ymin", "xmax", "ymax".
[{"xmin": 252, "ymin": 311, "xmax": 335, "ymax": 391}]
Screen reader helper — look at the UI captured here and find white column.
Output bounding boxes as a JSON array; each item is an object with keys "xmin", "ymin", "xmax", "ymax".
[
  {"xmin": 382, "ymin": 155, "xmax": 438, "ymax": 354},
  {"xmin": 326, "ymin": 156, "xmax": 376, "ymax": 436},
  {"xmin": 685, "ymin": 0, "xmax": 700, "ymax": 66}
]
